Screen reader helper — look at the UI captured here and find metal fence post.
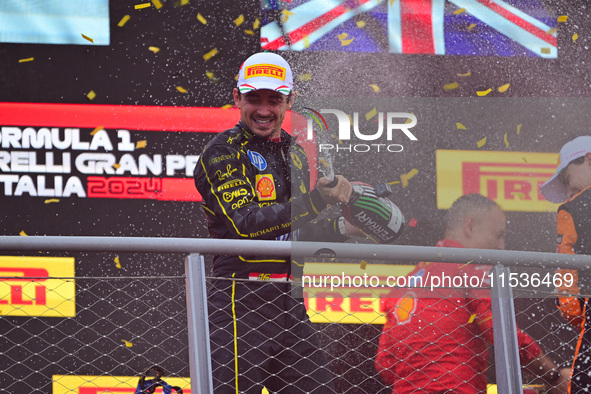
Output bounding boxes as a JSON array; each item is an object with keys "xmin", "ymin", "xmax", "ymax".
[
  {"xmin": 185, "ymin": 253, "xmax": 214, "ymax": 394},
  {"xmin": 490, "ymin": 264, "xmax": 523, "ymax": 394}
]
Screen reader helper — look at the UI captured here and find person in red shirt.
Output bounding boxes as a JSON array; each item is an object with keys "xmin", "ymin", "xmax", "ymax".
[{"xmin": 375, "ymin": 193, "xmax": 568, "ymax": 393}]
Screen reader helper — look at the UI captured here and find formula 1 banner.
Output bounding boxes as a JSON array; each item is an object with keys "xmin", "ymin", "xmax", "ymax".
[{"xmin": 0, "ymin": 103, "xmax": 309, "ymax": 202}]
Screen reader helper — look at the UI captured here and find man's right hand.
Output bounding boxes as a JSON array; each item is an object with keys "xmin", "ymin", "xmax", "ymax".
[{"xmin": 317, "ymin": 175, "xmax": 352, "ymax": 205}]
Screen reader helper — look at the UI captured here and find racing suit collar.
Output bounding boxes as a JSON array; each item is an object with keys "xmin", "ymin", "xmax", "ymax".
[{"xmin": 435, "ymin": 239, "xmax": 465, "ymax": 248}]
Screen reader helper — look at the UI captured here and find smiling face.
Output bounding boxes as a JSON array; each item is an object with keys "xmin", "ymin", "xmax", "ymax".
[{"xmin": 233, "ymin": 88, "xmax": 293, "ymax": 140}]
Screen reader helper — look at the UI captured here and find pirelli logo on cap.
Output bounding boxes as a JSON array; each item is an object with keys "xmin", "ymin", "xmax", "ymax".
[
  {"xmin": 436, "ymin": 150, "xmax": 559, "ymax": 212},
  {"xmin": 245, "ymin": 64, "xmax": 286, "ymax": 81}
]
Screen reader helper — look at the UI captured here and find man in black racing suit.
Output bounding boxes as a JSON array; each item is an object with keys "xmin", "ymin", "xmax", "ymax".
[{"xmin": 194, "ymin": 52, "xmax": 355, "ymax": 393}]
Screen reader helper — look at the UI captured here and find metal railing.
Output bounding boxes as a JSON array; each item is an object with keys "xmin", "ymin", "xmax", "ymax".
[{"xmin": 2, "ymin": 236, "xmax": 591, "ymax": 393}]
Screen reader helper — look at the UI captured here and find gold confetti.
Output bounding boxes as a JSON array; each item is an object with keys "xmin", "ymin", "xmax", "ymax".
[
  {"xmin": 81, "ymin": 34, "xmax": 94, "ymax": 43},
  {"xmin": 369, "ymin": 84, "xmax": 380, "ymax": 93},
  {"xmin": 179, "ymin": 0, "xmax": 189, "ymax": 5},
  {"xmin": 148, "ymin": 46, "xmax": 160, "ymax": 53},
  {"xmin": 476, "ymin": 88, "xmax": 492, "ymax": 96},
  {"xmin": 319, "ymin": 158, "xmax": 330, "ymax": 168},
  {"xmin": 244, "ymin": 30, "xmax": 255, "ymax": 35},
  {"xmin": 44, "ymin": 199, "xmax": 60, "ymax": 204},
  {"xmin": 467, "ymin": 23, "xmax": 477, "ymax": 31},
  {"xmin": 547, "ymin": 27, "xmax": 557, "ymax": 35},
  {"xmin": 541, "ymin": 47, "xmax": 551, "ymax": 54},
  {"xmin": 512, "ymin": 192, "xmax": 526, "ymax": 199},
  {"xmin": 136, "ymin": 140, "xmax": 147, "ymax": 149},
  {"xmin": 121, "ymin": 340, "xmax": 133, "ymax": 347},
  {"xmin": 459, "ymin": 260, "xmax": 474, "ymax": 268},
  {"xmin": 18, "ymin": 57, "xmax": 34, "ymax": 63},
  {"xmin": 337, "ymin": 32, "xmax": 349, "ymax": 41},
  {"xmin": 234, "ymin": 74, "xmax": 239, "ymax": 81},
  {"xmin": 360, "ymin": 260, "xmax": 368, "ymax": 270},
  {"xmin": 516, "ymin": 124, "xmax": 522, "ymax": 135},
  {"xmin": 281, "ymin": 9, "xmax": 294, "ymax": 23},
  {"xmin": 341, "ymin": 38, "xmax": 355, "ymax": 46},
  {"xmin": 522, "ymin": 157, "xmax": 528, "ymax": 163},
  {"xmin": 90, "ymin": 126, "xmax": 104, "ymax": 136},
  {"xmin": 558, "ymin": 15, "xmax": 568, "ymax": 22},
  {"xmin": 234, "ymin": 14, "xmax": 245, "ymax": 26},
  {"xmin": 134, "ymin": 3, "xmax": 151, "ymax": 9},
  {"xmin": 456, "ymin": 123, "xmax": 467, "ymax": 130},
  {"xmin": 203, "ymin": 48, "xmax": 218, "ymax": 61},
  {"xmin": 400, "ymin": 169, "xmax": 419, "ymax": 188},
  {"xmin": 356, "ymin": 21, "xmax": 366, "ymax": 28},
  {"xmin": 19, "ymin": 231, "xmax": 27, "ymax": 236},
  {"xmin": 221, "ymin": 104, "xmax": 232, "ymax": 109},
  {"xmin": 253, "ymin": 18, "xmax": 260, "ymax": 30},
  {"xmin": 457, "ymin": 71, "xmax": 471, "ymax": 77},
  {"xmin": 477, "ymin": 137, "xmax": 487, "ymax": 148},
  {"xmin": 390, "ymin": 0, "xmax": 395, "ymax": 5},
  {"xmin": 206, "ymin": 71, "xmax": 216, "ymax": 80},
  {"xmin": 298, "ymin": 73, "xmax": 312, "ymax": 82},
  {"xmin": 444, "ymin": 82, "xmax": 459, "ymax": 91},
  {"xmin": 152, "ymin": 0, "xmax": 163, "ymax": 9},
  {"xmin": 176, "ymin": 86, "xmax": 188, "ymax": 93},
  {"xmin": 365, "ymin": 108, "xmax": 377, "ymax": 121},
  {"xmin": 303, "ymin": 36, "xmax": 310, "ymax": 48},
  {"xmin": 388, "ymin": 181, "xmax": 401, "ymax": 186},
  {"xmin": 86, "ymin": 90, "xmax": 96, "ymax": 100},
  {"xmin": 498, "ymin": 83, "xmax": 510, "ymax": 93},
  {"xmin": 197, "ymin": 13, "xmax": 207, "ymax": 24},
  {"xmin": 114, "ymin": 256, "xmax": 122, "ymax": 269},
  {"xmin": 573, "ymin": 33, "xmax": 578, "ymax": 42},
  {"xmin": 504, "ymin": 133, "xmax": 509, "ymax": 148},
  {"xmin": 454, "ymin": 8, "xmax": 466, "ymax": 15},
  {"xmin": 405, "ymin": 113, "xmax": 415, "ymax": 124},
  {"xmin": 113, "ymin": 163, "xmax": 121, "ymax": 169},
  {"xmin": 468, "ymin": 314, "xmax": 476, "ymax": 323},
  {"xmin": 118, "ymin": 15, "xmax": 131, "ymax": 27}
]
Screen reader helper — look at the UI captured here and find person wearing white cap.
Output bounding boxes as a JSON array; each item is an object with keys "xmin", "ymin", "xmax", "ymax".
[
  {"xmin": 194, "ymin": 52, "xmax": 358, "ymax": 393},
  {"xmin": 540, "ymin": 135, "xmax": 591, "ymax": 393}
]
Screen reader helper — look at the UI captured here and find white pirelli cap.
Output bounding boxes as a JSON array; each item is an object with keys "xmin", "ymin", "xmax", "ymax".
[
  {"xmin": 540, "ymin": 136, "xmax": 591, "ymax": 203},
  {"xmin": 237, "ymin": 52, "xmax": 293, "ymax": 96}
]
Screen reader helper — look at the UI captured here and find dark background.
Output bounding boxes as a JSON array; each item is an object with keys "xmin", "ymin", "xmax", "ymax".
[{"xmin": 1, "ymin": 0, "xmax": 591, "ymax": 392}]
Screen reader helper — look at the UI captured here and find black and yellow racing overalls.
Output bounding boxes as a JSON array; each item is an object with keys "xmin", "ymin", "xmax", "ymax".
[{"xmin": 194, "ymin": 121, "xmax": 343, "ymax": 393}]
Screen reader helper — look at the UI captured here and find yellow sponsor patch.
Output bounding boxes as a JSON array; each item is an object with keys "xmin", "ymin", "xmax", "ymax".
[
  {"xmin": 255, "ymin": 174, "xmax": 276, "ymax": 201},
  {"xmin": 245, "ymin": 64, "xmax": 286, "ymax": 81}
]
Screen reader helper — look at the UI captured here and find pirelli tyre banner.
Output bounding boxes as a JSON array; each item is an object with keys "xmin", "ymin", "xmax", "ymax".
[
  {"xmin": 52, "ymin": 375, "xmax": 191, "ymax": 393},
  {"xmin": 0, "ymin": 256, "xmax": 75, "ymax": 317},
  {"xmin": 436, "ymin": 150, "xmax": 559, "ymax": 212}
]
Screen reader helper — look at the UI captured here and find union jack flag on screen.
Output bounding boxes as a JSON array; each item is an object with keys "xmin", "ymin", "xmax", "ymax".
[{"xmin": 260, "ymin": 0, "xmax": 557, "ymax": 57}]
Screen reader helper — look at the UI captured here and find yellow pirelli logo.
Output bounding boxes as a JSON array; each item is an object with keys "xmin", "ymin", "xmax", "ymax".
[
  {"xmin": 52, "ymin": 375, "xmax": 191, "ymax": 393},
  {"xmin": 436, "ymin": 150, "xmax": 560, "ymax": 212},
  {"xmin": 245, "ymin": 64, "xmax": 286, "ymax": 80},
  {"xmin": 303, "ymin": 262, "xmax": 414, "ymax": 325},
  {"xmin": 0, "ymin": 256, "xmax": 75, "ymax": 317}
]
